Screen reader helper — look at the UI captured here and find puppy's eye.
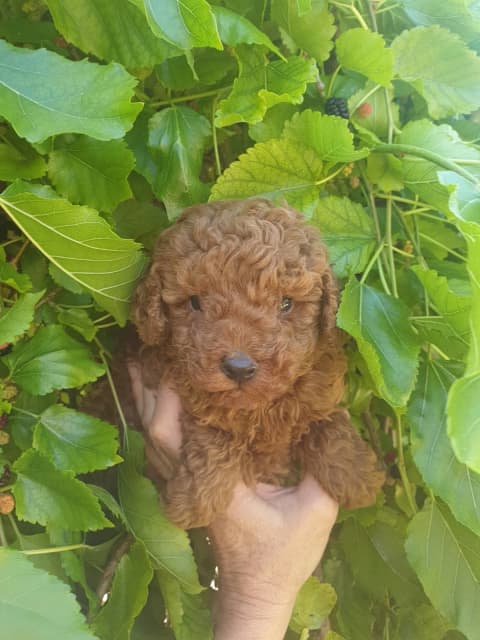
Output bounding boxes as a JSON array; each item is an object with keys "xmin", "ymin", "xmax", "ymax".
[
  {"xmin": 189, "ymin": 295, "xmax": 202, "ymax": 311},
  {"xmin": 280, "ymin": 297, "xmax": 293, "ymax": 313}
]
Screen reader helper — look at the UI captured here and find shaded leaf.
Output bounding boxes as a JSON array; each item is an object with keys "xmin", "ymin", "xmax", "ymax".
[
  {"xmin": 337, "ymin": 279, "xmax": 420, "ymax": 407},
  {"xmin": 46, "ymin": 0, "xmax": 177, "ymax": 69},
  {"xmin": 0, "ymin": 141, "xmax": 46, "ymax": 182},
  {"xmin": 366, "ymin": 153, "xmax": 404, "ymax": 192},
  {"xmin": 0, "ymin": 548, "xmax": 98, "ymax": 640},
  {"xmin": 118, "ymin": 431, "xmax": 202, "ymax": 593},
  {"xmin": 13, "ymin": 449, "xmax": 111, "ymax": 531},
  {"xmin": 4, "ymin": 325, "xmax": 104, "ymax": 395},
  {"xmin": 130, "ymin": 0, "xmax": 222, "ymax": 50},
  {"xmin": 406, "ymin": 499, "xmax": 480, "ymax": 640},
  {"xmin": 0, "ymin": 187, "xmax": 146, "ymax": 325},
  {"xmin": 290, "ymin": 577, "xmax": 336, "ymax": 633},
  {"xmin": 392, "ymin": 26, "xmax": 480, "ymax": 118},
  {"xmin": 336, "ymin": 28, "xmax": 393, "ymax": 87},
  {"xmin": 283, "ymin": 110, "xmax": 369, "ymax": 164},
  {"xmin": 57, "ymin": 308, "xmax": 97, "ymax": 342},
  {"xmin": 147, "ymin": 107, "xmax": 211, "ymax": 218},
  {"xmin": 271, "ymin": 0, "xmax": 336, "ymax": 63},
  {"xmin": 48, "ymin": 136, "xmax": 135, "ymax": 213},
  {"xmin": 394, "ymin": 603, "xmax": 451, "ymax": 640},
  {"xmin": 210, "ymin": 138, "xmax": 324, "ymax": 210},
  {"xmin": 0, "ymin": 290, "xmax": 43, "ymax": 345},
  {"xmin": 212, "ymin": 5, "xmax": 283, "ymax": 57},
  {"xmin": 33, "ymin": 405, "xmax": 122, "ymax": 474},
  {"xmin": 0, "ymin": 259, "xmax": 32, "ymax": 293},
  {"xmin": 0, "ymin": 39, "xmax": 142, "ymax": 144},
  {"xmin": 310, "ymin": 196, "xmax": 376, "ymax": 278},
  {"xmin": 93, "ymin": 541, "xmax": 153, "ymax": 640}
]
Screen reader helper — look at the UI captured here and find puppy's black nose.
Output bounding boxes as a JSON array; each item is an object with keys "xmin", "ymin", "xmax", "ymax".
[{"xmin": 221, "ymin": 352, "xmax": 257, "ymax": 382}]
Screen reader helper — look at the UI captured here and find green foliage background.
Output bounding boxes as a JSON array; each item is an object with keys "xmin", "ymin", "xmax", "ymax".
[{"xmin": 0, "ymin": 0, "xmax": 479, "ymax": 638}]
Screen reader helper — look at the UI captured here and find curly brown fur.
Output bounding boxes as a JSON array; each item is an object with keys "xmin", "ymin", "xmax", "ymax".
[{"xmin": 131, "ymin": 198, "xmax": 384, "ymax": 528}]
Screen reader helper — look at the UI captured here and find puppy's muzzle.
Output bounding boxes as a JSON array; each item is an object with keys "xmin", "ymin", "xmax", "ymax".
[{"xmin": 221, "ymin": 352, "xmax": 257, "ymax": 382}]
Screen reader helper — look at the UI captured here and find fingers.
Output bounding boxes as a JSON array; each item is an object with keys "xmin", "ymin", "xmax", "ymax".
[{"xmin": 295, "ymin": 474, "xmax": 339, "ymax": 524}]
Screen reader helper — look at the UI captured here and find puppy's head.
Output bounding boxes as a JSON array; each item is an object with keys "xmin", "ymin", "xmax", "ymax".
[{"xmin": 132, "ymin": 199, "xmax": 337, "ymax": 409}]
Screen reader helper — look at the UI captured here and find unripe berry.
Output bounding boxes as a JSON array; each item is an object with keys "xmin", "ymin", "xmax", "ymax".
[{"xmin": 0, "ymin": 493, "xmax": 14, "ymax": 515}]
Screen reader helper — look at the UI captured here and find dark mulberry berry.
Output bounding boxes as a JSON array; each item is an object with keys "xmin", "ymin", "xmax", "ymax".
[
  {"xmin": 325, "ymin": 97, "xmax": 349, "ymax": 119},
  {"xmin": 0, "ymin": 343, "xmax": 12, "ymax": 356},
  {"xmin": 0, "ymin": 415, "xmax": 7, "ymax": 429}
]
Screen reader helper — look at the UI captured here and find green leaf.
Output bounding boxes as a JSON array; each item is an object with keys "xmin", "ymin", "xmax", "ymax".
[
  {"xmin": 215, "ymin": 46, "xmax": 317, "ymax": 127},
  {"xmin": 248, "ymin": 103, "xmax": 297, "ymax": 143},
  {"xmin": 57, "ymin": 308, "xmax": 97, "ymax": 342},
  {"xmin": 271, "ymin": 0, "xmax": 336, "ymax": 63},
  {"xmin": 0, "ymin": 290, "xmax": 43, "ymax": 345},
  {"xmin": 33, "ymin": 405, "xmax": 122, "ymax": 474},
  {"xmin": 210, "ymin": 138, "xmax": 324, "ymax": 210},
  {"xmin": 0, "ymin": 188, "xmax": 146, "ymax": 325},
  {"xmin": 0, "ymin": 260, "xmax": 32, "ymax": 293},
  {"xmin": 0, "ymin": 141, "xmax": 46, "ymax": 182},
  {"xmin": 411, "ymin": 266, "xmax": 471, "ymax": 350},
  {"xmin": 4, "ymin": 325, "xmax": 104, "ymax": 395},
  {"xmin": 290, "ymin": 577, "xmax": 337, "ymax": 633},
  {"xmin": 399, "ymin": 0, "xmax": 480, "ymax": 46},
  {"xmin": 392, "ymin": 25, "xmax": 480, "ymax": 118},
  {"xmin": 406, "ymin": 499, "xmax": 480, "ymax": 640},
  {"xmin": 366, "ymin": 153, "xmax": 404, "ymax": 192},
  {"xmin": 92, "ymin": 541, "xmax": 153, "ymax": 640},
  {"xmin": 397, "ymin": 120, "xmax": 480, "ymax": 213},
  {"xmin": 48, "ymin": 136, "xmax": 135, "ymax": 213},
  {"xmin": 13, "ymin": 449, "xmax": 111, "ymax": 531},
  {"xmin": 212, "ymin": 5, "xmax": 283, "ymax": 58},
  {"xmin": 129, "ymin": 0, "xmax": 222, "ymax": 50},
  {"xmin": 337, "ymin": 279, "xmax": 420, "ymax": 407},
  {"xmin": 9, "ymin": 392, "xmax": 55, "ymax": 451},
  {"xmin": 118, "ymin": 431, "xmax": 203, "ymax": 593},
  {"xmin": 282, "ymin": 110, "xmax": 369, "ymax": 164},
  {"xmin": 46, "ymin": 0, "xmax": 178, "ymax": 69},
  {"xmin": 157, "ymin": 569, "xmax": 213, "ymax": 640},
  {"xmin": 0, "ymin": 39, "xmax": 142, "ymax": 144},
  {"xmin": 310, "ymin": 196, "xmax": 376, "ymax": 278},
  {"xmin": 336, "ymin": 28, "xmax": 393, "ymax": 87},
  {"xmin": 0, "ymin": 548, "xmax": 98, "ymax": 640},
  {"xmin": 340, "ymin": 517, "xmax": 423, "ymax": 604},
  {"xmin": 147, "ymin": 107, "xmax": 211, "ymax": 218},
  {"xmin": 407, "ymin": 360, "xmax": 480, "ymax": 536},
  {"xmin": 113, "ymin": 200, "xmax": 169, "ymax": 249},
  {"xmin": 394, "ymin": 603, "xmax": 451, "ymax": 640},
  {"xmin": 349, "ymin": 82, "xmax": 399, "ymax": 143},
  {"xmin": 448, "ymin": 373, "xmax": 480, "ymax": 473}
]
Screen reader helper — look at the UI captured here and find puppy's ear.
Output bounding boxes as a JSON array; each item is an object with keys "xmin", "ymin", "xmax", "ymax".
[
  {"xmin": 131, "ymin": 266, "xmax": 167, "ymax": 346},
  {"xmin": 320, "ymin": 267, "xmax": 339, "ymax": 333}
]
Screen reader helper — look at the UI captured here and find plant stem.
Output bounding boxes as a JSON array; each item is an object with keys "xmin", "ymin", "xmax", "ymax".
[
  {"xmin": 385, "ymin": 195, "xmax": 398, "ymax": 297},
  {"xmin": 326, "ymin": 65, "xmax": 342, "ymax": 98},
  {"xmin": 350, "ymin": 83, "xmax": 381, "ymax": 114},
  {"xmin": 299, "ymin": 629, "xmax": 310, "ymax": 640},
  {"xmin": 98, "ymin": 349, "xmax": 129, "ymax": 450},
  {"xmin": 366, "ymin": 0, "xmax": 378, "ymax": 31},
  {"xmin": 374, "ymin": 143, "xmax": 480, "ymax": 185},
  {"xmin": 150, "ymin": 86, "xmax": 232, "ymax": 108},
  {"xmin": 417, "ymin": 233, "xmax": 466, "ymax": 261},
  {"xmin": 330, "ymin": 2, "xmax": 369, "ymax": 29},
  {"xmin": 0, "ymin": 484, "xmax": 13, "ymax": 493},
  {"xmin": 314, "ymin": 164, "xmax": 346, "ymax": 186},
  {"xmin": 8, "ymin": 514, "xmax": 23, "ymax": 549},
  {"xmin": 0, "ymin": 517, "xmax": 7, "ymax": 546},
  {"xmin": 95, "ymin": 535, "xmax": 133, "ymax": 607},
  {"xmin": 11, "ymin": 406, "xmax": 38, "ymax": 419},
  {"xmin": 395, "ymin": 413, "xmax": 417, "ymax": 515},
  {"xmin": 360, "ymin": 242, "xmax": 386, "ymax": 283},
  {"xmin": 212, "ymin": 96, "xmax": 222, "ymax": 177},
  {"xmin": 23, "ymin": 543, "xmax": 89, "ymax": 555}
]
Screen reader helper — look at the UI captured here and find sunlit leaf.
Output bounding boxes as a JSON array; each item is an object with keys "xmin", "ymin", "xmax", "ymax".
[
  {"xmin": 336, "ymin": 28, "xmax": 393, "ymax": 87},
  {"xmin": 0, "ymin": 290, "xmax": 43, "ymax": 345}
]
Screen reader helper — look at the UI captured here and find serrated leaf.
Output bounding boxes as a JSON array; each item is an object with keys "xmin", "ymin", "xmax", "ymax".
[
  {"xmin": 10, "ymin": 392, "xmax": 55, "ymax": 451},
  {"xmin": 157, "ymin": 569, "xmax": 213, "ymax": 640},
  {"xmin": 33, "ymin": 405, "xmax": 122, "ymax": 474},
  {"xmin": 336, "ymin": 28, "xmax": 393, "ymax": 87},
  {"xmin": 13, "ymin": 449, "xmax": 111, "ymax": 531},
  {"xmin": 4, "ymin": 325, "xmax": 104, "ymax": 395},
  {"xmin": 411, "ymin": 266, "xmax": 471, "ymax": 349},
  {"xmin": 48, "ymin": 136, "xmax": 134, "ymax": 213},
  {"xmin": 92, "ymin": 541, "xmax": 153, "ymax": 640},
  {"xmin": 407, "ymin": 360, "xmax": 480, "ymax": 536},
  {"xmin": 337, "ymin": 279, "xmax": 420, "ymax": 407},
  {"xmin": 46, "ymin": 0, "xmax": 178, "ymax": 69},
  {"xmin": 290, "ymin": 577, "xmax": 336, "ymax": 633},
  {"xmin": 212, "ymin": 5, "xmax": 283, "ymax": 58},
  {"xmin": 392, "ymin": 25, "xmax": 480, "ymax": 118},
  {"xmin": 0, "ymin": 260, "xmax": 32, "ymax": 293},
  {"xmin": 310, "ymin": 196, "xmax": 376, "ymax": 278},
  {"xmin": 0, "ymin": 188, "xmax": 146, "ymax": 324},
  {"xmin": 366, "ymin": 153, "xmax": 404, "ymax": 192},
  {"xmin": 0, "ymin": 290, "xmax": 43, "ymax": 345},
  {"xmin": 129, "ymin": 0, "xmax": 222, "ymax": 50},
  {"xmin": 271, "ymin": 0, "xmax": 335, "ymax": 63},
  {"xmin": 283, "ymin": 110, "xmax": 369, "ymax": 164},
  {"xmin": 210, "ymin": 138, "xmax": 324, "ymax": 210},
  {"xmin": 406, "ymin": 499, "xmax": 480, "ymax": 640},
  {"xmin": 147, "ymin": 107, "xmax": 211, "ymax": 218},
  {"xmin": 0, "ymin": 142, "xmax": 46, "ymax": 181},
  {"xmin": 0, "ymin": 39, "xmax": 142, "ymax": 144},
  {"xmin": 397, "ymin": 120, "xmax": 480, "ymax": 213},
  {"xmin": 216, "ymin": 46, "xmax": 317, "ymax": 127},
  {"xmin": 118, "ymin": 431, "xmax": 202, "ymax": 593},
  {"xmin": 0, "ymin": 548, "xmax": 98, "ymax": 640},
  {"xmin": 57, "ymin": 308, "xmax": 97, "ymax": 342}
]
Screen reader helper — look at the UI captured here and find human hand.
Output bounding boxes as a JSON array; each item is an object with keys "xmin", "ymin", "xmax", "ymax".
[{"xmin": 128, "ymin": 364, "xmax": 338, "ymax": 640}]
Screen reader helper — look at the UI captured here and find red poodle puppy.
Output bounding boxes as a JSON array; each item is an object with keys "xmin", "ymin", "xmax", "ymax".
[{"xmin": 132, "ymin": 198, "xmax": 384, "ymax": 529}]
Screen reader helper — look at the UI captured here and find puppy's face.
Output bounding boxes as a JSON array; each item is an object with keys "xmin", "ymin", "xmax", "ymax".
[{"xmin": 133, "ymin": 200, "xmax": 337, "ymax": 409}]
